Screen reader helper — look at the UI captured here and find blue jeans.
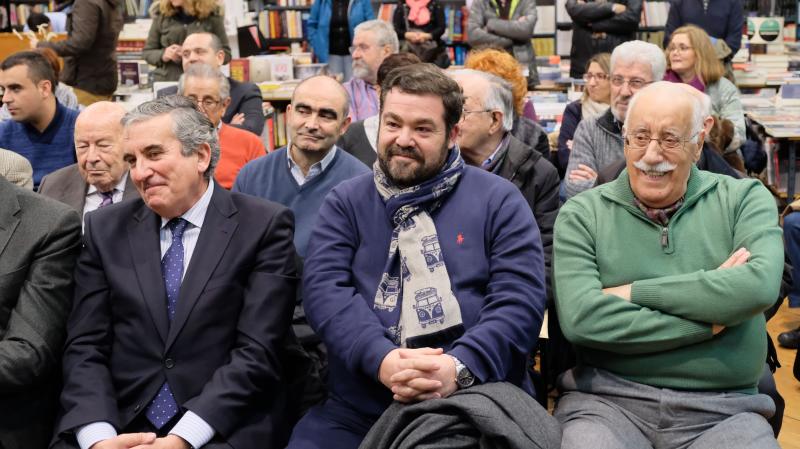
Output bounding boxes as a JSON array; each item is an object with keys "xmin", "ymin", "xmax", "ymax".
[
  {"xmin": 784, "ymin": 212, "xmax": 800, "ymax": 307},
  {"xmin": 328, "ymin": 54, "xmax": 352, "ymax": 82}
]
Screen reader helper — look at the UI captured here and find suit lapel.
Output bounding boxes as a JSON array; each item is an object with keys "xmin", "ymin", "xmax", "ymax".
[
  {"xmin": 122, "ymin": 173, "xmax": 138, "ymax": 201},
  {"xmin": 165, "ymin": 186, "xmax": 238, "ymax": 352},
  {"xmin": 65, "ymin": 166, "xmax": 89, "ymax": 213},
  {"xmin": 0, "ymin": 178, "xmax": 21, "ymax": 257},
  {"xmin": 128, "ymin": 202, "xmax": 169, "ymax": 344}
]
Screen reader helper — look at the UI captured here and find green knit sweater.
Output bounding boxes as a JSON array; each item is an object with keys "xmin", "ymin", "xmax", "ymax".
[{"xmin": 553, "ymin": 166, "xmax": 783, "ymax": 393}]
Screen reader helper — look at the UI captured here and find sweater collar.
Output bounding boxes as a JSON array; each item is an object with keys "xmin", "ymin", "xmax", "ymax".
[
  {"xmin": 602, "ymin": 165, "xmax": 717, "ymax": 214},
  {"xmin": 24, "ymin": 99, "xmax": 64, "ymax": 136},
  {"xmin": 597, "ymin": 108, "xmax": 622, "ymax": 136}
]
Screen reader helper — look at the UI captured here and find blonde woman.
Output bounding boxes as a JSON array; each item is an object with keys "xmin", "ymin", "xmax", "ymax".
[
  {"xmin": 143, "ymin": 0, "xmax": 231, "ymax": 82},
  {"xmin": 664, "ymin": 24, "xmax": 745, "ymax": 153}
]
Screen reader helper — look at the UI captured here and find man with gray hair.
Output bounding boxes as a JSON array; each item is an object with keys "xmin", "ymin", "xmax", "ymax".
[
  {"xmin": 451, "ymin": 69, "xmax": 559, "ymax": 294},
  {"xmin": 554, "ymin": 81, "xmax": 783, "ymax": 448},
  {"xmin": 178, "ymin": 63, "xmax": 265, "ymax": 189},
  {"xmin": 343, "ymin": 19, "xmax": 399, "ymax": 121},
  {"xmin": 564, "ymin": 40, "xmax": 665, "ymax": 199},
  {"xmin": 54, "ymin": 95, "xmax": 298, "ymax": 449}
]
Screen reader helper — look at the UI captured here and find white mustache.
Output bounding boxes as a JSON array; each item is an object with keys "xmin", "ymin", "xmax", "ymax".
[{"xmin": 633, "ymin": 160, "xmax": 677, "ymax": 173}]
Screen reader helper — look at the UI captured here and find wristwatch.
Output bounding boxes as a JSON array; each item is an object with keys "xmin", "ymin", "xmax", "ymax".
[{"xmin": 449, "ymin": 355, "xmax": 475, "ymax": 389}]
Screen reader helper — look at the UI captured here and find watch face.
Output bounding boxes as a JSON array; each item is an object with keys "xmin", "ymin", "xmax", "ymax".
[{"xmin": 457, "ymin": 367, "xmax": 475, "ymax": 388}]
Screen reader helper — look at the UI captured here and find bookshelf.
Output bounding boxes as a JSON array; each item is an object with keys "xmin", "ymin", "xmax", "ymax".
[
  {"xmin": 256, "ymin": 0, "xmax": 311, "ymax": 51},
  {"xmin": 0, "ymin": 0, "xmax": 53, "ymax": 32}
]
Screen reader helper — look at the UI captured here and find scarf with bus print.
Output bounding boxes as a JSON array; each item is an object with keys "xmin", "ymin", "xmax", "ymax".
[{"xmin": 372, "ymin": 148, "xmax": 465, "ymax": 348}]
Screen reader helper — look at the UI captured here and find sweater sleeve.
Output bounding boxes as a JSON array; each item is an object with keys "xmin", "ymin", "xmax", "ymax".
[
  {"xmin": 557, "ymin": 101, "xmax": 581, "ymax": 173},
  {"xmin": 142, "ymin": 14, "xmax": 167, "ymax": 67},
  {"xmin": 302, "ymin": 188, "xmax": 397, "ymax": 381},
  {"xmin": 448, "ymin": 184, "xmax": 545, "ymax": 383},
  {"xmin": 565, "ymin": 0, "xmax": 614, "ymax": 24},
  {"xmin": 710, "ymin": 78, "xmax": 746, "ymax": 152},
  {"xmin": 563, "ymin": 119, "xmax": 599, "ymax": 198},
  {"xmin": 485, "ymin": 0, "xmax": 536, "ymax": 42},
  {"xmin": 553, "ymin": 200, "xmax": 714, "ymax": 355},
  {"xmin": 589, "ymin": 0, "xmax": 642, "ymax": 34},
  {"xmin": 467, "ymin": 0, "xmax": 514, "ymax": 48},
  {"xmin": 630, "ymin": 180, "xmax": 783, "ymax": 327},
  {"xmin": 38, "ymin": 0, "xmax": 98, "ymax": 56},
  {"xmin": 724, "ymin": 0, "xmax": 744, "ymax": 55}
]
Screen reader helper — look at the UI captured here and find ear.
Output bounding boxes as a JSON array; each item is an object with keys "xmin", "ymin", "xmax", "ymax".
[
  {"xmin": 215, "ymin": 50, "xmax": 225, "ymax": 67},
  {"xmin": 221, "ymin": 97, "xmax": 231, "ymax": 116},
  {"xmin": 196, "ymin": 142, "xmax": 212, "ymax": 173},
  {"xmin": 489, "ymin": 110, "xmax": 504, "ymax": 135},
  {"xmin": 38, "ymin": 79, "xmax": 52, "ymax": 97},
  {"xmin": 692, "ymin": 130, "xmax": 705, "ymax": 162},
  {"xmin": 448, "ymin": 122, "xmax": 460, "ymax": 149},
  {"xmin": 703, "ymin": 115, "xmax": 714, "ymax": 134},
  {"xmin": 338, "ymin": 115, "xmax": 352, "ymax": 136},
  {"xmin": 380, "ymin": 45, "xmax": 392, "ymax": 59}
]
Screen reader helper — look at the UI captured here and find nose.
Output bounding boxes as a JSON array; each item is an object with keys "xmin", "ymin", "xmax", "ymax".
[
  {"xmin": 2, "ymin": 90, "xmax": 11, "ymax": 104},
  {"xmin": 395, "ymin": 126, "xmax": 414, "ymax": 148},
  {"xmin": 641, "ymin": 139, "xmax": 664, "ymax": 164},
  {"xmin": 130, "ymin": 158, "xmax": 153, "ymax": 183}
]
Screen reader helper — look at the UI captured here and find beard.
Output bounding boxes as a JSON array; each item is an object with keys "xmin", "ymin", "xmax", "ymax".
[
  {"xmin": 352, "ymin": 59, "xmax": 375, "ymax": 82},
  {"xmin": 378, "ymin": 141, "xmax": 449, "ymax": 189}
]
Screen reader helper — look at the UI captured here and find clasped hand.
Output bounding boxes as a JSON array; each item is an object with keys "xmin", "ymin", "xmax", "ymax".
[
  {"xmin": 92, "ymin": 433, "xmax": 190, "ymax": 449},
  {"xmin": 378, "ymin": 347, "xmax": 457, "ymax": 403}
]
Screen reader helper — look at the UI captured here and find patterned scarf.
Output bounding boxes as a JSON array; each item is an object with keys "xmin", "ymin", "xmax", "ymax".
[
  {"xmin": 633, "ymin": 196, "xmax": 684, "ymax": 226},
  {"xmin": 405, "ymin": 0, "xmax": 431, "ymax": 27},
  {"xmin": 372, "ymin": 148, "xmax": 465, "ymax": 348}
]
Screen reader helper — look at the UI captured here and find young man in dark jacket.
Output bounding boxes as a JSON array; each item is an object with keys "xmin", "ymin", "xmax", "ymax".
[{"xmin": 35, "ymin": 0, "xmax": 123, "ymax": 105}]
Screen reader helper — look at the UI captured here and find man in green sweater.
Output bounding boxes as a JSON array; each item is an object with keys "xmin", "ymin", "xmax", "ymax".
[{"xmin": 553, "ymin": 81, "xmax": 783, "ymax": 448}]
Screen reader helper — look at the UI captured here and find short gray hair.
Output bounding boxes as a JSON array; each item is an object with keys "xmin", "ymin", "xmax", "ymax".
[
  {"xmin": 354, "ymin": 20, "xmax": 399, "ymax": 53},
  {"xmin": 121, "ymin": 95, "xmax": 220, "ymax": 180},
  {"xmin": 451, "ymin": 69, "xmax": 514, "ymax": 131},
  {"xmin": 178, "ymin": 63, "xmax": 230, "ymax": 100},
  {"xmin": 611, "ymin": 40, "xmax": 666, "ymax": 81},
  {"xmin": 625, "ymin": 82, "xmax": 705, "ymax": 144}
]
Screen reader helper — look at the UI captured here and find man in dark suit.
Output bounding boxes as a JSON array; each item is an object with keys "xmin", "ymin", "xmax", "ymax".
[
  {"xmin": 54, "ymin": 96, "xmax": 297, "ymax": 449},
  {"xmin": 156, "ymin": 32, "xmax": 265, "ymax": 137},
  {"xmin": 0, "ymin": 176, "xmax": 82, "ymax": 449},
  {"xmin": 39, "ymin": 102, "xmax": 139, "ymax": 223}
]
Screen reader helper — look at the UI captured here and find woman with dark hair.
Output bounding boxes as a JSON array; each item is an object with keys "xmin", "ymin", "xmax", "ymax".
[
  {"xmin": 556, "ymin": 53, "xmax": 611, "ymax": 177},
  {"xmin": 143, "ymin": 0, "xmax": 231, "ymax": 82},
  {"xmin": 392, "ymin": 0, "xmax": 449, "ymax": 68}
]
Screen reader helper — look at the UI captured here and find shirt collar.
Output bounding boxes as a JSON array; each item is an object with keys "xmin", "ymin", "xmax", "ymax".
[
  {"xmin": 160, "ymin": 179, "xmax": 215, "ymax": 230},
  {"xmin": 482, "ymin": 133, "xmax": 511, "ymax": 169},
  {"xmin": 286, "ymin": 145, "xmax": 338, "ymax": 175},
  {"xmin": 87, "ymin": 172, "xmax": 129, "ymax": 196}
]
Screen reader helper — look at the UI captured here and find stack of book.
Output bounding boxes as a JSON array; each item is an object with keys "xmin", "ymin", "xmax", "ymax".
[{"xmin": 258, "ymin": 9, "xmax": 309, "ymax": 40}]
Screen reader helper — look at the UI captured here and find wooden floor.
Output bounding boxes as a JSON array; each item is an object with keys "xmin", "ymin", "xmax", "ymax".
[{"xmin": 770, "ymin": 302, "xmax": 800, "ymax": 449}]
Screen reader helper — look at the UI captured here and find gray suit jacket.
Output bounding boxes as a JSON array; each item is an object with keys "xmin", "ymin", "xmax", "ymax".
[
  {"xmin": 38, "ymin": 164, "xmax": 139, "ymax": 214},
  {"xmin": 0, "ymin": 176, "xmax": 82, "ymax": 449}
]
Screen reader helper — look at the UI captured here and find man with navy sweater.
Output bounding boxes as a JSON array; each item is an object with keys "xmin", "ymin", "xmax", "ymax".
[
  {"xmin": 0, "ymin": 51, "xmax": 78, "ymax": 188},
  {"xmin": 285, "ymin": 64, "xmax": 549, "ymax": 449},
  {"xmin": 233, "ymin": 75, "xmax": 368, "ymax": 258}
]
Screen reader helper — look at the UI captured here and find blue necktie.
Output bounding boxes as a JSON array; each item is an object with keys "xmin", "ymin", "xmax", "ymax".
[
  {"xmin": 145, "ymin": 218, "xmax": 189, "ymax": 429},
  {"xmin": 98, "ymin": 191, "xmax": 114, "ymax": 208}
]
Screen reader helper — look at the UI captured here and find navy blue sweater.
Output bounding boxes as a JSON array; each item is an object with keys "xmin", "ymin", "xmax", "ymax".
[
  {"xmin": 303, "ymin": 166, "xmax": 546, "ymax": 418},
  {"xmin": 233, "ymin": 147, "xmax": 369, "ymax": 257},
  {"xmin": 0, "ymin": 101, "xmax": 78, "ymax": 188},
  {"xmin": 664, "ymin": 0, "xmax": 744, "ymax": 56}
]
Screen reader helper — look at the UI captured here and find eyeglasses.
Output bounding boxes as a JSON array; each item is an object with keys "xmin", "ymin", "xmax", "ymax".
[
  {"xmin": 610, "ymin": 76, "xmax": 651, "ymax": 90},
  {"xmin": 349, "ymin": 44, "xmax": 372, "ymax": 55},
  {"xmin": 188, "ymin": 96, "xmax": 221, "ymax": 110},
  {"xmin": 667, "ymin": 44, "xmax": 693, "ymax": 53},
  {"xmin": 459, "ymin": 109, "xmax": 492, "ymax": 121},
  {"xmin": 583, "ymin": 73, "xmax": 608, "ymax": 82},
  {"xmin": 625, "ymin": 130, "xmax": 701, "ymax": 151}
]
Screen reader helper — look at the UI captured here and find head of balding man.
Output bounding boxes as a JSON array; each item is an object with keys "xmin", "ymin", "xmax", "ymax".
[
  {"xmin": 181, "ymin": 32, "xmax": 226, "ymax": 72},
  {"xmin": 75, "ymin": 101, "xmax": 129, "ymax": 192},
  {"xmin": 287, "ymin": 75, "xmax": 351, "ymax": 157},
  {"xmin": 622, "ymin": 81, "xmax": 704, "ymax": 208}
]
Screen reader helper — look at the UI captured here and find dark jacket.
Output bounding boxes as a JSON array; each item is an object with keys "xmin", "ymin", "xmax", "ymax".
[
  {"xmin": 487, "ymin": 134, "xmax": 560, "ymax": 298},
  {"xmin": 511, "ymin": 116, "xmax": 550, "ymax": 160},
  {"xmin": 566, "ymin": 0, "xmax": 641, "ymax": 78},
  {"xmin": 38, "ymin": 0, "xmax": 123, "ymax": 95},
  {"xmin": 393, "ymin": 1, "xmax": 449, "ymax": 68},
  {"xmin": 556, "ymin": 100, "xmax": 582, "ymax": 178},
  {"xmin": 337, "ymin": 119, "xmax": 378, "ymax": 167},
  {"xmin": 664, "ymin": 0, "xmax": 744, "ymax": 56},
  {"xmin": 157, "ymin": 78, "xmax": 265, "ymax": 136},
  {"xmin": 143, "ymin": 8, "xmax": 232, "ymax": 82},
  {"xmin": 360, "ymin": 383, "xmax": 561, "ymax": 449}
]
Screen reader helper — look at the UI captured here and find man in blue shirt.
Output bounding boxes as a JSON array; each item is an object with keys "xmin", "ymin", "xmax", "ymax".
[
  {"xmin": 0, "ymin": 51, "xmax": 79, "ymax": 188},
  {"xmin": 285, "ymin": 63, "xmax": 552, "ymax": 449}
]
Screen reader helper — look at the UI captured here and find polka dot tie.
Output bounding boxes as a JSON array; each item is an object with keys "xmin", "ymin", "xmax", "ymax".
[{"xmin": 145, "ymin": 218, "xmax": 189, "ymax": 429}]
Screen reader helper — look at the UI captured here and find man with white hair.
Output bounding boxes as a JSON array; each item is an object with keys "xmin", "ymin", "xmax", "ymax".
[
  {"xmin": 553, "ymin": 81, "xmax": 783, "ymax": 448},
  {"xmin": 564, "ymin": 40, "xmax": 665, "ymax": 199},
  {"xmin": 343, "ymin": 20, "xmax": 398, "ymax": 121},
  {"xmin": 451, "ymin": 69, "xmax": 559, "ymax": 294}
]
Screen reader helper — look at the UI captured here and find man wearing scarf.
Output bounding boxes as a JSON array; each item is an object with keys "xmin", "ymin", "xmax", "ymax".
[
  {"xmin": 285, "ymin": 63, "xmax": 547, "ymax": 449},
  {"xmin": 553, "ymin": 82, "xmax": 783, "ymax": 448}
]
